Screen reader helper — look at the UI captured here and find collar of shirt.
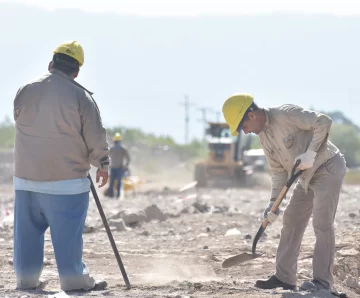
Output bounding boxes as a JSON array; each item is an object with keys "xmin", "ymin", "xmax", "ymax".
[
  {"xmin": 264, "ymin": 107, "xmax": 271, "ymax": 128},
  {"xmin": 262, "ymin": 107, "xmax": 275, "ymax": 138},
  {"xmin": 50, "ymin": 68, "xmax": 73, "ymax": 80}
]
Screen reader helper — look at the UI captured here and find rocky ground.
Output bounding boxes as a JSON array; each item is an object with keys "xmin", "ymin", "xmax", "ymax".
[{"xmin": 0, "ymin": 168, "xmax": 359, "ymax": 298}]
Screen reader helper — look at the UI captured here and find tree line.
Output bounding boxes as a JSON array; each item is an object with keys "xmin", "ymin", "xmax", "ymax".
[{"xmin": 1, "ymin": 110, "xmax": 359, "ymax": 168}]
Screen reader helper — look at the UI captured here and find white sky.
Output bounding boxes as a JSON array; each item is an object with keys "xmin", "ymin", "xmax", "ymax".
[{"xmin": 2, "ymin": 0, "xmax": 360, "ymax": 16}]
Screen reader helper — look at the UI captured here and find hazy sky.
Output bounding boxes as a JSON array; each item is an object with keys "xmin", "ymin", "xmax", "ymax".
[
  {"xmin": 2, "ymin": 0, "xmax": 360, "ymax": 16},
  {"xmin": 1, "ymin": 1, "xmax": 360, "ymax": 143}
]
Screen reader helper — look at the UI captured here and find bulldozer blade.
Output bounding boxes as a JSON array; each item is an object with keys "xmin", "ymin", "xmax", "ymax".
[{"xmin": 221, "ymin": 252, "xmax": 264, "ymax": 268}]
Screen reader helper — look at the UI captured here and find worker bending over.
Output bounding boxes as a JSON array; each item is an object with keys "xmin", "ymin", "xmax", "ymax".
[{"xmin": 222, "ymin": 94, "xmax": 346, "ymax": 291}]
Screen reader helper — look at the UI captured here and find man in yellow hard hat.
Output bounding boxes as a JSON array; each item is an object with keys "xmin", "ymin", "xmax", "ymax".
[
  {"xmin": 222, "ymin": 94, "xmax": 346, "ymax": 292},
  {"xmin": 106, "ymin": 133, "xmax": 131, "ymax": 198},
  {"xmin": 13, "ymin": 40, "xmax": 109, "ymax": 292}
]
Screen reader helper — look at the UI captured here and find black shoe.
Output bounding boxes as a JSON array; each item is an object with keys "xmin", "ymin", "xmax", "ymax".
[{"xmin": 255, "ymin": 275, "xmax": 296, "ymax": 290}]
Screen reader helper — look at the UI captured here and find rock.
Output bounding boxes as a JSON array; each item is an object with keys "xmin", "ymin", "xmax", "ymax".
[
  {"xmin": 203, "ymin": 246, "xmax": 209, "ymax": 249},
  {"xmin": 344, "ymin": 275, "xmax": 360, "ymax": 289},
  {"xmin": 185, "ymin": 227, "xmax": 193, "ymax": 233},
  {"xmin": 181, "ymin": 206, "xmax": 198, "ymax": 214},
  {"xmin": 8, "ymin": 258, "xmax": 13, "ymax": 265},
  {"xmin": 118, "ymin": 209, "xmax": 146, "ymax": 226},
  {"xmin": 208, "ymin": 206, "xmax": 225, "ymax": 214},
  {"xmin": 109, "ymin": 218, "xmax": 127, "ymax": 231},
  {"xmin": 349, "ymin": 213, "xmax": 357, "ymax": 219},
  {"xmin": 355, "ymin": 288, "xmax": 360, "ymax": 295},
  {"xmin": 337, "ymin": 270, "xmax": 346, "ymax": 281},
  {"xmin": 145, "ymin": 204, "xmax": 167, "ymax": 222},
  {"xmin": 298, "ymin": 268, "xmax": 311, "ymax": 278},
  {"xmin": 193, "ymin": 282, "xmax": 202, "ymax": 289},
  {"xmin": 44, "ymin": 258, "xmax": 53, "ymax": 266},
  {"xmin": 140, "ymin": 230, "xmax": 149, "ymax": 236},
  {"xmin": 244, "ymin": 234, "xmax": 252, "ymax": 240},
  {"xmin": 337, "ymin": 248, "xmax": 359, "ymax": 257},
  {"xmin": 192, "ymin": 202, "xmax": 208, "ymax": 213},
  {"xmin": 225, "ymin": 228, "xmax": 241, "ymax": 236},
  {"xmin": 206, "ymin": 227, "xmax": 211, "ymax": 232},
  {"xmin": 83, "ymin": 225, "xmax": 96, "ymax": 233}
]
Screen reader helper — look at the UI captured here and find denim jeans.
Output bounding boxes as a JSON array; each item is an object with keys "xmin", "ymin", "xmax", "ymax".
[
  {"xmin": 108, "ymin": 168, "xmax": 124, "ymax": 198},
  {"xmin": 13, "ymin": 190, "xmax": 96, "ymax": 291}
]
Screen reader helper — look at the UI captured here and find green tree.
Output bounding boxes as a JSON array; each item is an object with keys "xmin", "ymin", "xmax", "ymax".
[
  {"xmin": 329, "ymin": 124, "xmax": 360, "ymax": 168},
  {"xmin": 0, "ymin": 116, "xmax": 15, "ymax": 149}
]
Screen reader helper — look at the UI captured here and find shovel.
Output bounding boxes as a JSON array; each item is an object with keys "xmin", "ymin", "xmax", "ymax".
[{"xmin": 222, "ymin": 159, "xmax": 304, "ymax": 268}]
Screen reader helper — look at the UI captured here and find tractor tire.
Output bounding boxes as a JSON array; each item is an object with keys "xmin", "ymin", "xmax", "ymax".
[{"xmin": 194, "ymin": 164, "xmax": 207, "ymax": 188}]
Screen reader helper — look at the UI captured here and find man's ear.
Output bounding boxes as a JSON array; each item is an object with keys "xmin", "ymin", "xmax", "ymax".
[
  {"xmin": 48, "ymin": 61, "xmax": 53, "ymax": 71},
  {"xmin": 247, "ymin": 111, "xmax": 255, "ymax": 120},
  {"xmin": 73, "ymin": 70, "xmax": 79, "ymax": 79}
]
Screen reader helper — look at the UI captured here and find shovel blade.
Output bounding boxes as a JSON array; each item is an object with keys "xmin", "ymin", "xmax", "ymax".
[{"xmin": 222, "ymin": 252, "xmax": 263, "ymax": 268}]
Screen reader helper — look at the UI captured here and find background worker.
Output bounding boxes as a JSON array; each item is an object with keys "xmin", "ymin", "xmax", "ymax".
[
  {"xmin": 222, "ymin": 94, "xmax": 346, "ymax": 291},
  {"xmin": 13, "ymin": 40, "xmax": 109, "ymax": 292},
  {"xmin": 107, "ymin": 132, "xmax": 131, "ymax": 198}
]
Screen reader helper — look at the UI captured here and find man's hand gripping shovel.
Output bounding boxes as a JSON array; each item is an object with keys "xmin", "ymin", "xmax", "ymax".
[{"xmin": 222, "ymin": 159, "xmax": 304, "ymax": 268}]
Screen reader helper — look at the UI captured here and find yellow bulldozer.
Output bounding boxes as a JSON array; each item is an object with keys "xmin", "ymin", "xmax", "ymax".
[{"xmin": 194, "ymin": 122, "xmax": 254, "ymax": 188}]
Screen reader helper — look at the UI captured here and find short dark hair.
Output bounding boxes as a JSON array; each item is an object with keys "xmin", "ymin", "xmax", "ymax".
[
  {"xmin": 52, "ymin": 53, "xmax": 80, "ymax": 76},
  {"xmin": 250, "ymin": 102, "xmax": 259, "ymax": 110}
]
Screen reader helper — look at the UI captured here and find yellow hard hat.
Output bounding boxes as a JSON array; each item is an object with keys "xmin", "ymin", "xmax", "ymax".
[
  {"xmin": 222, "ymin": 93, "xmax": 254, "ymax": 136},
  {"xmin": 113, "ymin": 133, "xmax": 122, "ymax": 141},
  {"xmin": 53, "ymin": 40, "xmax": 84, "ymax": 67}
]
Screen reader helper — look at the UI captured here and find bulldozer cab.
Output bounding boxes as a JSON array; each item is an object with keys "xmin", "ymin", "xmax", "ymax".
[
  {"xmin": 194, "ymin": 122, "xmax": 253, "ymax": 188},
  {"xmin": 205, "ymin": 122, "xmax": 251, "ymax": 164}
]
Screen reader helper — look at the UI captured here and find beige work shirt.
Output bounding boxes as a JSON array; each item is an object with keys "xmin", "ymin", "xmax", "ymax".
[
  {"xmin": 258, "ymin": 105, "xmax": 340, "ymax": 199},
  {"xmin": 13, "ymin": 69, "xmax": 109, "ymax": 181}
]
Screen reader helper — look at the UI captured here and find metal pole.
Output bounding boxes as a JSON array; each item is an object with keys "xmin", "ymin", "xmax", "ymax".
[{"xmin": 88, "ymin": 174, "xmax": 131, "ymax": 289}]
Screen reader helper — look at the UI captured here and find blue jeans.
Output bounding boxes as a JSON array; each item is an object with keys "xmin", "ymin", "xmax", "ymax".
[
  {"xmin": 13, "ymin": 190, "xmax": 95, "ymax": 291},
  {"xmin": 108, "ymin": 168, "xmax": 124, "ymax": 198}
]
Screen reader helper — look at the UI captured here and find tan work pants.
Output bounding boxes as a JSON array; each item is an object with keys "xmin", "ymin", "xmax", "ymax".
[{"xmin": 275, "ymin": 153, "xmax": 346, "ymax": 289}]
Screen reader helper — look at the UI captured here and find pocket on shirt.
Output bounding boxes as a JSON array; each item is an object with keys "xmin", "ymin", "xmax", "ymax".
[{"xmin": 283, "ymin": 133, "xmax": 296, "ymax": 149}]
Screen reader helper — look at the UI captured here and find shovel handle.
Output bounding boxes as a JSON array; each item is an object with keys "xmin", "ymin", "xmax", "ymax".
[
  {"xmin": 265, "ymin": 159, "xmax": 304, "ymax": 227},
  {"xmin": 252, "ymin": 159, "xmax": 304, "ymax": 254}
]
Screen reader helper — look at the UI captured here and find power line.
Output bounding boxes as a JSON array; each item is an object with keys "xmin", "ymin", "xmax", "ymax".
[{"xmin": 197, "ymin": 107, "xmax": 214, "ymax": 141}]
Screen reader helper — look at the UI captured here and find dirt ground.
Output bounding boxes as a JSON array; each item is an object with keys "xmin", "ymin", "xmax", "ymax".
[{"xmin": 0, "ymin": 169, "xmax": 359, "ymax": 298}]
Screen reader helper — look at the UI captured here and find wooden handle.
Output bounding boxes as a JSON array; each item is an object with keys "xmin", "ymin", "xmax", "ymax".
[
  {"xmin": 261, "ymin": 185, "xmax": 288, "ymax": 228},
  {"xmin": 271, "ymin": 186, "xmax": 288, "ymax": 212}
]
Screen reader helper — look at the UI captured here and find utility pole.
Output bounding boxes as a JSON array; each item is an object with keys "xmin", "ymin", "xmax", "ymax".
[
  {"xmin": 179, "ymin": 94, "xmax": 195, "ymax": 144},
  {"xmin": 197, "ymin": 107, "xmax": 214, "ymax": 141}
]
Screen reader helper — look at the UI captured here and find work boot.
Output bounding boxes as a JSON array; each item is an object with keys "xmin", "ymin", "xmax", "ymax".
[
  {"xmin": 255, "ymin": 275, "xmax": 296, "ymax": 290},
  {"xmin": 300, "ymin": 279, "xmax": 327, "ymax": 291}
]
